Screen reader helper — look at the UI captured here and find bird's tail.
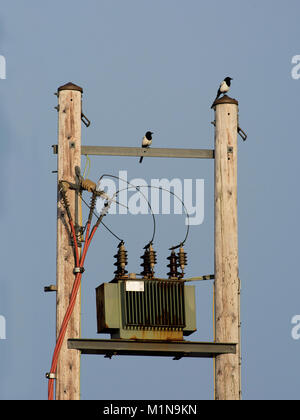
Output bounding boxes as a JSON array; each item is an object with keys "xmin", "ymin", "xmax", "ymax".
[
  {"xmin": 211, "ymin": 95, "xmax": 219, "ymax": 109},
  {"xmin": 139, "ymin": 156, "xmax": 144, "ymax": 163},
  {"xmin": 211, "ymin": 90, "xmax": 221, "ymax": 109}
]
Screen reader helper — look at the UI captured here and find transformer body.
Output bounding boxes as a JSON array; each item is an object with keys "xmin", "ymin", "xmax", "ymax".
[{"xmin": 96, "ymin": 278, "xmax": 196, "ymax": 341}]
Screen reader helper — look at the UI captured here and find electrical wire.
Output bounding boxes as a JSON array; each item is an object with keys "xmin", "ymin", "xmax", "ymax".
[
  {"xmin": 48, "ymin": 217, "xmax": 82, "ymax": 400},
  {"xmin": 49, "ymin": 174, "xmax": 191, "ymax": 399},
  {"xmin": 97, "ymin": 174, "xmax": 191, "ymax": 249},
  {"xmin": 47, "ymin": 194, "xmax": 112, "ymax": 400},
  {"xmin": 115, "ymin": 185, "xmax": 156, "ymax": 246},
  {"xmin": 98, "ymin": 174, "xmax": 156, "ymax": 247},
  {"xmin": 132, "ymin": 185, "xmax": 190, "ymax": 250},
  {"xmin": 213, "ymin": 281, "xmax": 216, "ymax": 400},
  {"xmin": 80, "ymin": 193, "xmax": 124, "ymax": 242},
  {"xmin": 82, "ymin": 155, "xmax": 91, "ymax": 179}
]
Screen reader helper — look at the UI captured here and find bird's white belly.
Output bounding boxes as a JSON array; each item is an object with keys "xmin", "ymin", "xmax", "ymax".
[
  {"xmin": 219, "ymin": 81, "xmax": 229, "ymax": 93},
  {"xmin": 142, "ymin": 138, "xmax": 152, "ymax": 147}
]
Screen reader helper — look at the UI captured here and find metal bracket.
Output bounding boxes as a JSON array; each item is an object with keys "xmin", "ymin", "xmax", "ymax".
[
  {"xmin": 213, "ymin": 119, "xmax": 247, "ymax": 141},
  {"xmin": 73, "ymin": 267, "xmax": 85, "ymax": 274},
  {"xmin": 68, "ymin": 338, "xmax": 237, "ymax": 359},
  {"xmin": 184, "ymin": 274, "xmax": 214, "ymax": 282},
  {"xmin": 81, "ymin": 112, "xmax": 91, "ymax": 127},
  {"xmin": 44, "ymin": 285, "xmax": 57, "ymax": 292},
  {"xmin": 238, "ymin": 126, "xmax": 247, "ymax": 141},
  {"xmin": 45, "ymin": 372, "xmax": 56, "ymax": 380},
  {"xmin": 52, "ymin": 145, "xmax": 215, "ymax": 159}
]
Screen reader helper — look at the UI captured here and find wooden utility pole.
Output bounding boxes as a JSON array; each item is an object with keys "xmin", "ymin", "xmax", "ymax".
[
  {"xmin": 50, "ymin": 86, "xmax": 241, "ymax": 400},
  {"xmin": 213, "ymin": 95, "xmax": 241, "ymax": 400},
  {"xmin": 56, "ymin": 82, "xmax": 82, "ymax": 400}
]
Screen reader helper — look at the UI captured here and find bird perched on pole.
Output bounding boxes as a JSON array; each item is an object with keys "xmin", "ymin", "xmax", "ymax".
[
  {"xmin": 139, "ymin": 131, "xmax": 153, "ymax": 163},
  {"xmin": 212, "ymin": 77, "xmax": 233, "ymax": 107}
]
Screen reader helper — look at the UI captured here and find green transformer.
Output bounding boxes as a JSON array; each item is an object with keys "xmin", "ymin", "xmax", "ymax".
[{"xmin": 96, "ymin": 278, "xmax": 197, "ymax": 341}]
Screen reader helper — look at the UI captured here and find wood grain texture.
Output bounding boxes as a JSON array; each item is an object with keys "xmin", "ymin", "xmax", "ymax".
[
  {"xmin": 56, "ymin": 87, "xmax": 82, "ymax": 400},
  {"xmin": 214, "ymin": 100, "xmax": 241, "ymax": 400}
]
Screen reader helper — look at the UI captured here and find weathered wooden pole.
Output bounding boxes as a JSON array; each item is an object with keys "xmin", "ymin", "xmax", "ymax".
[
  {"xmin": 56, "ymin": 82, "xmax": 82, "ymax": 400},
  {"xmin": 213, "ymin": 95, "xmax": 241, "ymax": 400}
]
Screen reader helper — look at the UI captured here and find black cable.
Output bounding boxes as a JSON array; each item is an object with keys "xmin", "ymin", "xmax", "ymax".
[
  {"xmin": 131, "ymin": 185, "xmax": 190, "ymax": 250},
  {"xmin": 98, "ymin": 174, "xmax": 156, "ymax": 247},
  {"xmin": 115, "ymin": 185, "xmax": 156, "ymax": 247},
  {"xmin": 97, "ymin": 175, "xmax": 190, "ymax": 250},
  {"xmin": 79, "ymin": 193, "xmax": 124, "ymax": 242}
]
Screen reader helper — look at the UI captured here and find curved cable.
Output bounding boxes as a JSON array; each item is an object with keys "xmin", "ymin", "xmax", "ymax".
[
  {"xmin": 113, "ymin": 185, "xmax": 156, "ymax": 246},
  {"xmin": 133, "ymin": 185, "xmax": 190, "ymax": 250},
  {"xmin": 97, "ymin": 174, "xmax": 190, "ymax": 249},
  {"xmin": 80, "ymin": 193, "xmax": 124, "ymax": 242},
  {"xmin": 98, "ymin": 174, "xmax": 156, "ymax": 247}
]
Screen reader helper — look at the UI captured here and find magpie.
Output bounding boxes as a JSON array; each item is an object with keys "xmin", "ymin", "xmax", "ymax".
[
  {"xmin": 212, "ymin": 77, "xmax": 233, "ymax": 106},
  {"xmin": 139, "ymin": 131, "xmax": 153, "ymax": 163}
]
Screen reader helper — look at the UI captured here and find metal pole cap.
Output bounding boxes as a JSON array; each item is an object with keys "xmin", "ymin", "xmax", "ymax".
[
  {"xmin": 211, "ymin": 94, "xmax": 238, "ymax": 109},
  {"xmin": 57, "ymin": 82, "xmax": 83, "ymax": 93}
]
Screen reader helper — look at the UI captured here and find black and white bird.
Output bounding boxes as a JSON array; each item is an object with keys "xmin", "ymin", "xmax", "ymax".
[
  {"xmin": 212, "ymin": 77, "xmax": 233, "ymax": 106},
  {"xmin": 139, "ymin": 131, "xmax": 153, "ymax": 163}
]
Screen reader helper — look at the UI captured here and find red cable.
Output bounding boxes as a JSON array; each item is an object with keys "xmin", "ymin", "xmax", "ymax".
[
  {"xmin": 48, "ymin": 220, "xmax": 91, "ymax": 400},
  {"xmin": 47, "ymin": 212, "xmax": 104, "ymax": 400},
  {"xmin": 48, "ymin": 221, "xmax": 89, "ymax": 399}
]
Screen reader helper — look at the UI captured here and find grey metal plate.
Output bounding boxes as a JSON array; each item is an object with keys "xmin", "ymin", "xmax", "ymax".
[
  {"xmin": 68, "ymin": 338, "xmax": 236, "ymax": 359},
  {"xmin": 52, "ymin": 145, "xmax": 214, "ymax": 159}
]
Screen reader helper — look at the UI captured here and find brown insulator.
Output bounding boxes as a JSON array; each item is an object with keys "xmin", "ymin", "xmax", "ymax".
[
  {"xmin": 114, "ymin": 241, "xmax": 128, "ymax": 278},
  {"xmin": 140, "ymin": 244, "xmax": 156, "ymax": 278},
  {"xmin": 167, "ymin": 250, "xmax": 179, "ymax": 279},
  {"xmin": 80, "ymin": 178, "xmax": 97, "ymax": 192},
  {"xmin": 178, "ymin": 246, "xmax": 187, "ymax": 278},
  {"xmin": 59, "ymin": 180, "xmax": 70, "ymax": 193},
  {"xmin": 88, "ymin": 192, "xmax": 97, "ymax": 223},
  {"xmin": 58, "ymin": 181, "xmax": 71, "ymax": 219},
  {"xmin": 148, "ymin": 244, "xmax": 156, "ymax": 271}
]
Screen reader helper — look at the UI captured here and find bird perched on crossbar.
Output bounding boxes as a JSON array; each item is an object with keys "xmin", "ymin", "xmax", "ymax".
[
  {"xmin": 212, "ymin": 77, "xmax": 233, "ymax": 107},
  {"xmin": 139, "ymin": 131, "xmax": 153, "ymax": 163}
]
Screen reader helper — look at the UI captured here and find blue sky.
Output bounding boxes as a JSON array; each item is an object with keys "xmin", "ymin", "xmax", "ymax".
[{"xmin": 0, "ymin": 0, "xmax": 300, "ymax": 400}]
